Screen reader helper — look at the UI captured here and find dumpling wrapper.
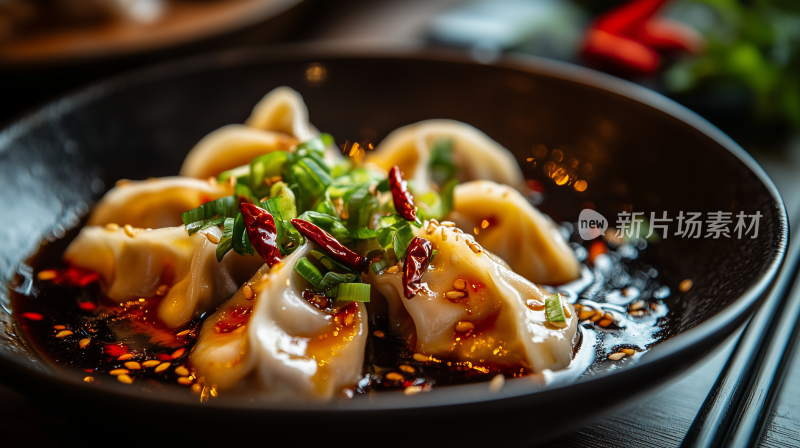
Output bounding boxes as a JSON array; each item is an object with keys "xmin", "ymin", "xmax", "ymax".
[
  {"xmin": 245, "ymin": 86, "xmax": 318, "ymax": 141},
  {"xmin": 448, "ymin": 180, "xmax": 580, "ymax": 285},
  {"xmin": 179, "ymin": 125, "xmax": 297, "ymax": 179},
  {"xmin": 87, "ymin": 177, "xmax": 231, "ymax": 229},
  {"xmin": 191, "ymin": 242, "xmax": 367, "ymax": 399},
  {"xmin": 369, "ymin": 224, "xmax": 578, "ymax": 373},
  {"xmin": 64, "ymin": 225, "xmax": 261, "ymax": 328},
  {"xmin": 365, "ymin": 119, "xmax": 527, "ymax": 193}
]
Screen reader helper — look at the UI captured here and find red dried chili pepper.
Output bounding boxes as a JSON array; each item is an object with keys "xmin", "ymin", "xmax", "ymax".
[
  {"xmin": 581, "ymin": 0, "xmax": 703, "ymax": 75},
  {"xmin": 240, "ymin": 203, "xmax": 282, "ymax": 267},
  {"xmin": 403, "ymin": 237, "xmax": 432, "ymax": 299},
  {"xmin": 290, "ymin": 218, "xmax": 369, "ymax": 271},
  {"xmin": 388, "ymin": 165, "xmax": 416, "ymax": 221}
]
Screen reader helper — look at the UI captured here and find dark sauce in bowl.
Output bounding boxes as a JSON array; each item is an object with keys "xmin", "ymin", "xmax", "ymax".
[{"xmin": 10, "ymin": 221, "xmax": 674, "ymax": 398}]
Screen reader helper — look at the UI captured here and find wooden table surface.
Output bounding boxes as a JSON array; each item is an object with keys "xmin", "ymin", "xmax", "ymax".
[{"xmin": 1, "ymin": 1, "xmax": 799, "ymax": 446}]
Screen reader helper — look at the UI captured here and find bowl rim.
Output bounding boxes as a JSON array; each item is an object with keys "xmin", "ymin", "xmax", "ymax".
[{"xmin": 0, "ymin": 45, "xmax": 789, "ymax": 412}]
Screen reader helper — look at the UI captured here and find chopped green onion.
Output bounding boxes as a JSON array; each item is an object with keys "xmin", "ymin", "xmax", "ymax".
[
  {"xmin": 250, "ymin": 152, "xmax": 289, "ymax": 197},
  {"xmin": 346, "ymin": 183, "xmax": 371, "ymax": 227},
  {"xmin": 429, "ymin": 249, "xmax": 438, "ymax": 265},
  {"xmin": 181, "ymin": 196, "xmax": 238, "ymax": 234},
  {"xmin": 215, "ymin": 217, "xmax": 235, "ymax": 262},
  {"xmin": 235, "ymin": 183, "xmax": 261, "ymax": 205},
  {"xmin": 297, "ymin": 158, "xmax": 332, "ymax": 193},
  {"xmin": 370, "ymin": 255, "xmax": 391, "ymax": 274},
  {"xmin": 330, "ymin": 160, "xmax": 353, "ymax": 179},
  {"xmin": 375, "ymin": 178, "xmax": 390, "ymax": 192},
  {"xmin": 329, "ymin": 283, "xmax": 370, "ymax": 302},
  {"xmin": 217, "ymin": 164, "xmax": 250, "ymax": 183},
  {"xmin": 314, "ymin": 196, "xmax": 336, "ymax": 216},
  {"xmin": 296, "ymin": 134, "xmax": 333, "ymax": 157},
  {"xmin": 268, "ymin": 181, "xmax": 297, "ymax": 220},
  {"xmin": 185, "ymin": 215, "xmax": 227, "ymax": 236},
  {"xmin": 393, "ymin": 223, "xmax": 416, "ymax": 259},
  {"xmin": 310, "ymin": 250, "xmax": 357, "ymax": 275},
  {"xmin": 545, "ymin": 293, "xmax": 567, "ymax": 327},
  {"xmin": 350, "ymin": 227, "xmax": 379, "ymax": 240},
  {"xmin": 297, "ymin": 211, "xmax": 352, "ymax": 243},
  {"xmin": 416, "ymin": 178, "xmax": 457, "ymax": 221},
  {"xmin": 294, "ymin": 257, "xmax": 324, "ymax": 288},
  {"xmin": 232, "ymin": 212, "xmax": 254, "ymax": 256},
  {"xmin": 318, "ymin": 271, "xmax": 358, "ymax": 290}
]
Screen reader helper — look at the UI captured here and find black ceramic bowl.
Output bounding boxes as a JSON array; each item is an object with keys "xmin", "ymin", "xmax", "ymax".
[{"xmin": 0, "ymin": 48, "xmax": 788, "ymax": 446}]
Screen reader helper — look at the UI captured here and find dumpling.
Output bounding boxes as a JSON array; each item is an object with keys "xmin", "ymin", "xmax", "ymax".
[
  {"xmin": 368, "ymin": 222, "xmax": 578, "ymax": 373},
  {"xmin": 64, "ymin": 225, "xmax": 262, "ymax": 328},
  {"xmin": 245, "ymin": 86, "xmax": 318, "ymax": 141},
  {"xmin": 447, "ymin": 180, "xmax": 580, "ymax": 285},
  {"xmin": 87, "ymin": 177, "xmax": 232, "ymax": 229},
  {"xmin": 179, "ymin": 125, "xmax": 297, "ymax": 179},
  {"xmin": 365, "ymin": 119, "xmax": 527, "ymax": 193},
  {"xmin": 191, "ymin": 242, "xmax": 368, "ymax": 399}
]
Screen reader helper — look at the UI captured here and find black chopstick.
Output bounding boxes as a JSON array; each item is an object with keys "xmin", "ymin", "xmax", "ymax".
[{"xmin": 680, "ymin": 224, "xmax": 800, "ymax": 448}]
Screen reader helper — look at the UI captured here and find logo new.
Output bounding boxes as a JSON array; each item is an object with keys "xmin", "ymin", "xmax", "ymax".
[{"xmin": 578, "ymin": 209, "xmax": 608, "ymax": 240}]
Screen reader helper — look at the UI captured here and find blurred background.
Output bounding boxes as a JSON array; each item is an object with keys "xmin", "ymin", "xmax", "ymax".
[{"xmin": 1, "ymin": 0, "xmax": 799, "ymax": 148}]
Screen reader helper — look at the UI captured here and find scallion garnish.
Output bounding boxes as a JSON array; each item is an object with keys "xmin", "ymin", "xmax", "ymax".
[
  {"xmin": 393, "ymin": 222, "xmax": 416, "ymax": 259},
  {"xmin": 217, "ymin": 164, "xmax": 250, "ymax": 183},
  {"xmin": 297, "ymin": 211, "xmax": 352, "ymax": 243},
  {"xmin": 215, "ymin": 217, "xmax": 235, "ymax": 262},
  {"xmin": 350, "ymin": 227, "xmax": 379, "ymax": 240},
  {"xmin": 545, "ymin": 293, "xmax": 568, "ymax": 327},
  {"xmin": 232, "ymin": 212, "xmax": 254, "ymax": 256},
  {"xmin": 329, "ymin": 283, "xmax": 370, "ymax": 302},
  {"xmin": 346, "ymin": 183, "xmax": 372, "ymax": 227},
  {"xmin": 294, "ymin": 257, "xmax": 324, "ymax": 288},
  {"xmin": 318, "ymin": 271, "xmax": 358, "ymax": 290},
  {"xmin": 310, "ymin": 250, "xmax": 357, "ymax": 275},
  {"xmin": 250, "ymin": 152, "xmax": 289, "ymax": 197},
  {"xmin": 181, "ymin": 196, "xmax": 239, "ymax": 234}
]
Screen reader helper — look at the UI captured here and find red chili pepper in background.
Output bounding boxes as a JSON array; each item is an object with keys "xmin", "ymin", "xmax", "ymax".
[
  {"xmin": 581, "ymin": 0, "xmax": 703, "ymax": 75},
  {"xmin": 290, "ymin": 218, "xmax": 369, "ymax": 272},
  {"xmin": 403, "ymin": 237, "xmax": 432, "ymax": 299},
  {"xmin": 388, "ymin": 165, "xmax": 417, "ymax": 221},
  {"xmin": 240, "ymin": 203, "xmax": 282, "ymax": 267}
]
